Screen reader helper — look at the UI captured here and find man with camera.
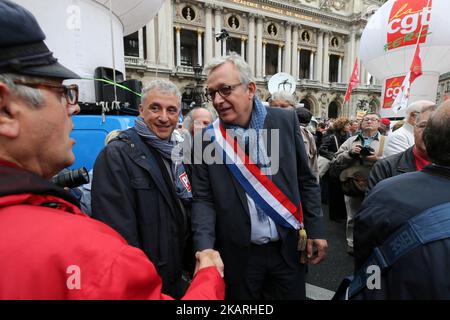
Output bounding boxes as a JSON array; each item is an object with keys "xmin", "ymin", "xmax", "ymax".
[
  {"xmin": 0, "ymin": 0, "xmax": 224, "ymax": 299},
  {"xmin": 332, "ymin": 112, "xmax": 385, "ymax": 255}
]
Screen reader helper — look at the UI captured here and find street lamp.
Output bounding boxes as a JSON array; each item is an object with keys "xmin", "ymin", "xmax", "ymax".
[
  {"xmin": 215, "ymin": 29, "xmax": 229, "ymax": 56},
  {"xmin": 192, "ymin": 64, "xmax": 204, "ymax": 108}
]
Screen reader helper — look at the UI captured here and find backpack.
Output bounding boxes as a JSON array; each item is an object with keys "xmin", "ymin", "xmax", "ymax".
[{"xmin": 333, "ymin": 202, "xmax": 450, "ymax": 300}]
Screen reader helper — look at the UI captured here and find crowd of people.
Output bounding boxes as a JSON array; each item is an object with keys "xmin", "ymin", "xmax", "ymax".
[{"xmin": 1, "ymin": 0, "xmax": 450, "ymax": 300}]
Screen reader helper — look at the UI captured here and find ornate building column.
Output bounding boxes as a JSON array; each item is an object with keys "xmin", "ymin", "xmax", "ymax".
[
  {"xmin": 175, "ymin": 26, "xmax": 181, "ymax": 67},
  {"xmin": 296, "ymin": 48, "xmax": 300, "ymax": 80},
  {"xmin": 145, "ymin": 20, "xmax": 156, "ymax": 64},
  {"xmin": 204, "ymin": 4, "xmax": 213, "ymax": 64},
  {"xmin": 283, "ymin": 22, "xmax": 292, "ymax": 73},
  {"xmin": 166, "ymin": 0, "xmax": 174, "ymax": 69},
  {"xmin": 262, "ymin": 40, "xmax": 267, "ymax": 77},
  {"xmin": 222, "ymin": 37, "xmax": 227, "ymax": 56},
  {"xmin": 277, "ymin": 44, "xmax": 283, "ymax": 73},
  {"xmin": 214, "ymin": 6, "xmax": 222, "ymax": 57},
  {"xmin": 138, "ymin": 28, "xmax": 144, "ymax": 59},
  {"xmin": 346, "ymin": 30, "xmax": 356, "ymax": 83},
  {"xmin": 256, "ymin": 16, "xmax": 264, "ymax": 78},
  {"xmin": 197, "ymin": 29, "xmax": 203, "ymax": 66},
  {"xmin": 338, "ymin": 55, "xmax": 343, "ymax": 83},
  {"xmin": 241, "ymin": 36, "xmax": 247, "ymax": 60},
  {"xmin": 248, "ymin": 14, "xmax": 256, "ymax": 74},
  {"xmin": 315, "ymin": 30, "xmax": 323, "ymax": 82},
  {"xmin": 356, "ymin": 35, "xmax": 361, "ymax": 84},
  {"xmin": 322, "ymin": 32, "xmax": 330, "ymax": 83},
  {"xmin": 291, "ymin": 24, "xmax": 299, "ymax": 79},
  {"xmin": 309, "ymin": 50, "xmax": 315, "ymax": 80},
  {"xmin": 157, "ymin": 0, "xmax": 173, "ymax": 68}
]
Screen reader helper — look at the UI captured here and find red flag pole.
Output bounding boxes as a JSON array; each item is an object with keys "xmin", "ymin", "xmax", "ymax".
[{"xmin": 344, "ymin": 58, "xmax": 359, "ymax": 104}]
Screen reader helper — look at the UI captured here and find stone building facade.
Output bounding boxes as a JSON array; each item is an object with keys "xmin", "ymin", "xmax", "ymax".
[{"xmin": 124, "ymin": 0, "xmax": 387, "ymax": 120}]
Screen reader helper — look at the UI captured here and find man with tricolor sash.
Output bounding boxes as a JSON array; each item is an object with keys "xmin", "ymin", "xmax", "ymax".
[{"xmin": 191, "ymin": 53, "xmax": 327, "ymax": 300}]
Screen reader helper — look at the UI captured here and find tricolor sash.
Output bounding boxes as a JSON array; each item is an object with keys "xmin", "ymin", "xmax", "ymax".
[{"xmin": 209, "ymin": 119, "xmax": 304, "ymax": 230}]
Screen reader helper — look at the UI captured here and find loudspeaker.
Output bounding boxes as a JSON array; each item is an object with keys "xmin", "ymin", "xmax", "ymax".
[
  {"xmin": 119, "ymin": 79, "xmax": 142, "ymax": 113},
  {"xmin": 93, "ymin": 67, "xmax": 142, "ymax": 114},
  {"xmin": 94, "ymin": 67, "xmax": 124, "ymax": 102}
]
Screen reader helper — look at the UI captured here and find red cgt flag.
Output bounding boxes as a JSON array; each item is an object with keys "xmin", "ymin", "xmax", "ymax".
[
  {"xmin": 344, "ymin": 58, "xmax": 359, "ymax": 103},
  {"xmin": 409, "ymin": 44, "xmax": 423, "ymax": 84},
  {"xmin": 392, "ymin": 43, "xmax": 423, "ymax": 113}
]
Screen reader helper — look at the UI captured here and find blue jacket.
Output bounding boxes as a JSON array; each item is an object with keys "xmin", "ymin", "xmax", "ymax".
[{"xmin": 354, "ymin": 164, "xmax": 450, "ymax": 299}]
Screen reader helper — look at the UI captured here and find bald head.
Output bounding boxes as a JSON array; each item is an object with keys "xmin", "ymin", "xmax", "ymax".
[
  {"xmin": 423, "ymin": 100, "xmax": 450, "ymax": 166},
  {"xmin": 190, "ymin": 107, "xmax": 213, "ymax": 135}
]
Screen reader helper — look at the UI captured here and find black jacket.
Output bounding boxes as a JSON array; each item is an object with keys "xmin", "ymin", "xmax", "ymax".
[
  {"xmin": 191, "ymin": 107, "xmax": 324, "ymax": 290},
  {"xmin": 319, "ymin": 132, "xmax": 348, "ymax": 160},
  {"xmin": 354, "ymin": 164, "xmax": 450, "ymax": 299},
  {"xmin": 367, "ymin": 146, "xmax": 416, "ymax": 193},
  {"xmin": 91, "ymin": 128, "xmax": 189, "ymax": 298}
]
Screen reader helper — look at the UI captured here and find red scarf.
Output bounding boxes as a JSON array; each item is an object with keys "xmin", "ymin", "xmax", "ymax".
[
  {"xmin": 0, "ymin": 160, "xmax": 20, "ymax": 168},
  {"xmin": 413, "ymin": 146, "xmax": 430, "ymax": 171}
]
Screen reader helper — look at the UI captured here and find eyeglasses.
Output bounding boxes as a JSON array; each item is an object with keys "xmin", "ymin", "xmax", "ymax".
[
  {"xmin": 13, "ymin": 80, "xmax": 79, "ymax": 105},
  {"xmin": 415, "ymin": 122, "xmax": 427, "ymax": 129},
  {"xmin": 362, "ymin": 118, "xmax": 379, "ymax": 123},
  {"xmin": 205, "ymin": 83, "xmax": 243, "ymax": 101}
]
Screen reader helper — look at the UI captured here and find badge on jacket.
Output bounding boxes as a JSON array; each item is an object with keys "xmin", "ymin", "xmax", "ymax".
[{"xmin": 179, "ymin": 172, "xmax": 192, "ymax": 192}]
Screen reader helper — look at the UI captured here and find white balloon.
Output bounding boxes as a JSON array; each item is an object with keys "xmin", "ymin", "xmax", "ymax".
[
  {"xmin": 15, "ymin": 0, "xmax": 165, "ymax": 102},
  {"xmin": 360, "ymin": 0, "xmax": 448, "ymax": 118}
]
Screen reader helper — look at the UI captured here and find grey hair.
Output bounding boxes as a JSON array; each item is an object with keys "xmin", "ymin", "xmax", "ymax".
[
  {"xmin": 405, "ymin": 100, "xmax": 435, "ymax": 121},
  {"xmin": 141, "ymin": 79, "xmax": 182, "ymax": 108},
  {"xmin": 204, "ymin": 52, "xmax": 255, "ymax": 85},
  {"xmin": 183, "ymin": 107, "xmax": 216, "ymax": 132},
  {"xmin": 417, "ymin": 104, "xmax": 437, "ymax": 123},
  {"xmin": 269, "ymin": 91, "xmax": 296, "ymax": 107},
  {"xmin": 0, "ymin": 73, "xmax": 45, "ymax": 107}
]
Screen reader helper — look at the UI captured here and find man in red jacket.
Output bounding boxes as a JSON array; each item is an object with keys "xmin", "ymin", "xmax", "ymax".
[{"xmin": 0, "ymin": 0, "xmax": 224, "ymax": 299}]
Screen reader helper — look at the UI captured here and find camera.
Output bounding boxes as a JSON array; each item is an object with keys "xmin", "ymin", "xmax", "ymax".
[
  {"xmin": 359, "ymin": 145, "xmax": 375, "ymax": 158},
  {"xmin": 51, "ymin": 167, "xmax": 90, "ymax": 189}
]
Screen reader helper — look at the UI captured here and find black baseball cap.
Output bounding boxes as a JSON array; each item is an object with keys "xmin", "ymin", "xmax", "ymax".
[{"xmin": 0, "ymin": 0, "xmax": 80, "ymax": 80}]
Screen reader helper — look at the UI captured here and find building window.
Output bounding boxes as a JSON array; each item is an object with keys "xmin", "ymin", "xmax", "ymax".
[
  {"xmin": 174, "ymin": 29, "xmax": 199, "ymax": 66},
  {"xmin": 228, "ymin": 15, "xmax": 240, "ymax": 29},
  {"xmin": 182, "ymin": 6, "xmax": 195, "ymax": 21},
  {"xmin": 299, "ymin": 49, "xmax": 311, "ymax": 79},
  {"xmin": 227, "ymin": 37, "xmax": 241, "ymax": 56},
  {"xmin": 328, "ymin": 100, "xmax": 339, "ymax": 119},
  {"xmin": 124, "ymin": 31, "xmax": 139, "ymax": 57},
  {"xmin": 265, "ymin": 43, "xmax": 278, "ymax": 76},
  {"xmin": 329, "ymin": 54, "xmax": 340, "ymax": 83},
  {"xmin": 268, "ymin": 23, "xmax": 277, "ymax": 37}
]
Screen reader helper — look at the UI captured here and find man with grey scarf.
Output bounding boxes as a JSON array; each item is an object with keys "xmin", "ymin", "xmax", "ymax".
[
  {"xmin": 91, "ymin": 79, "xmax": 210, "ymax": 298},
  {"xmin": 191, "ymin": 53, "xmax": 327, "ymax": 300}
]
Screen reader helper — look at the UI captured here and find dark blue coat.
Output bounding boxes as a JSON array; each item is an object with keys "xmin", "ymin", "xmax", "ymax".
[
  {"xmin": 354, "ymin": 164, "xmax": 450, "ymax": 299},
  {"xmin": 191, "ymin": 107, "xmax": 324, "ymax": 296},
  {"xmin": 91, "ymin": 128, "xmax": 189, "ymax": 298}
]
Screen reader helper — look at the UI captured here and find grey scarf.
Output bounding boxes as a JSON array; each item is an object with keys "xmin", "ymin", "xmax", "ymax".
[{"xmin": 134, "ymin": 117, "xmax": 192, "ymax": 200}]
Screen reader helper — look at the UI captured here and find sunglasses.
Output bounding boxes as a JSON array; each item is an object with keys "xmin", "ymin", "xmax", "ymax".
[{"xmin": 13, "ymin": 80, "xmax": 79, "ymax": 105}]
